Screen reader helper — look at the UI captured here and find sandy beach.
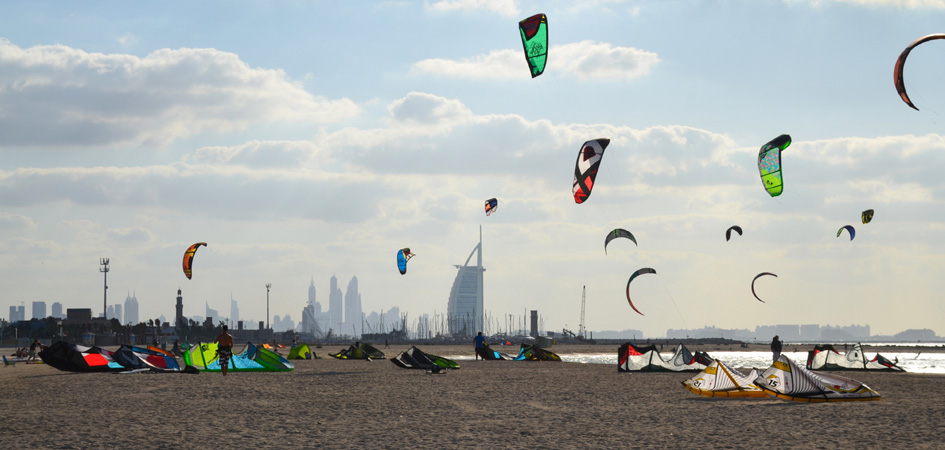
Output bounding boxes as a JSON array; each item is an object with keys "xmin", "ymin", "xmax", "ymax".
[{"xmin": 3, "ymin": 343, "xmax": 944, "ymax": 449}]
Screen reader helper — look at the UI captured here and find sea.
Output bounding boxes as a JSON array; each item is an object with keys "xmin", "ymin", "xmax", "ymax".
[{"xmin": 448, "ymin": 343, "xmax": 945, "ymax": 374}]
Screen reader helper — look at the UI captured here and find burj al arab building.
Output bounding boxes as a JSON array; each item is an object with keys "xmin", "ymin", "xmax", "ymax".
[{"xmin": 447, "ymin": 227, "xmax": 484, "ymax": 337}]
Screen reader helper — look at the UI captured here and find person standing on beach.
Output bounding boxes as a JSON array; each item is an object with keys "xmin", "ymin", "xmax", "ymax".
[
  {"xmin": 474, "ymin": 332, "xmax": 485, "ymax": 360},
  {"xmin": 28, "ymin": 340, "xmax": 40, "ymax": 362},
  {"xmin": 214, "ymin": 325, "xmax": 234, "ymax": 376},
  {"xmin": 770, "ymin": 335, "xmax": 782, "ymax": 363}
]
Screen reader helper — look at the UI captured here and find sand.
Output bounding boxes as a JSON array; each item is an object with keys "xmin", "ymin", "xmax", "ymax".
[{"xmin": 2, "ymin": 343, "xmax": 944, "ymax": 449}]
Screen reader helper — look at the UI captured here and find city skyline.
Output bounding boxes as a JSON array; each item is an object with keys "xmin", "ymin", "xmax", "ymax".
[{"xmin": 3, "ymin": 2, "xmax": 945, "ymax": 338}]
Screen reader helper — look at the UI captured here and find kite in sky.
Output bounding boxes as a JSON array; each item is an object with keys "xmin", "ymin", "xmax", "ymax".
[
  {"xmin": 604, "ymin": 228, "xmax": 637, "ymax": 254},
  {"xmin": 894, "ymin": 34, "xmax": 945, "ymax": 111},
  {"xmin": 862, "ymin": 209, "xmax": 874, "ymax": 224},
  {"xmin": 751, "ymin": 272, "xmax": 777, "ymax": 303},
  {"xmin": 573, "ymin": 139, "xmax": 610, "ymax": 204},
  {"xmin": 182, "ymin": 242, "xmax": 206, "ymax": 280},
  {"xmin": 397, "ymin": 248, "xmax": 414, "ymax": 275},
  {"xmin": 625, "ymin": 268, "xmax": 656, "ymax": 316},
  {"xmin": 757, "ymin": 134, "xmax": 791, "ymax": 197},
  {"xmin": 485, "ymin": 198, "xmax": 498, "ymax": 216},
  {"xmin": 725, "ymin": 225, "xmax": 743, "ymax": 242},
  {"xmin": 837, "ymin": 225, "xmax": 855, "ymax": 240},
  {"xmin": 518, "ymin": 13, "xmax": 548, "ymax": 78}
]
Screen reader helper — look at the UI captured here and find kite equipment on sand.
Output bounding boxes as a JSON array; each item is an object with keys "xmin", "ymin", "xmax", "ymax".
[
  {"xmin": 682, "ymin": 360, "xmax": 766, "ymax": 398},
  {"xmin": 753, "ymin": 355, "xmax": 881, "ymax": 402}
]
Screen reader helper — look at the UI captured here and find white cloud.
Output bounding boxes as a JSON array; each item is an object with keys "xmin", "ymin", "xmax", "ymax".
[
  {"xmin": 0, "ymin": 39, "xmax": 359, "ymax": 148},
  {"xmin": 831, "ymin": 0, "xmax": 945, "ymax": 8},
  {"xmin": 412, "ymin": 41, "xmax": 659, "ymax": 80},
  {"xmin": 425, "ymin": 0, "xmax": 520, "ymax": 17},
  {"xmin": 107, "ymin": 227, "xmax": 156, "ymax": 244},
  {"xmin": 0, "ymin": 212, "xmax": 36, "ymax": 230}
]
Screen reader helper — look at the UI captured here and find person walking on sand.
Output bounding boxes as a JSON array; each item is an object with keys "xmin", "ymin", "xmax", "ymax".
[
  {"xmin": 28, "ymin": 340, "xmax": 40, "ymax": 363},
  {"xmin": 214, "ymin": 325, "xmax": 234, "ymax": 376},
  {"xmin": 474, "ymin": 332, "xmax": 485, "ymax": 360},
  {"xmin": 770, "ymin": 335, "xmax": 782, "ymax": 363}
]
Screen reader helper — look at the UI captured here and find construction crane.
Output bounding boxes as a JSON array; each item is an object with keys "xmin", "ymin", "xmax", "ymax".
[{"xmin": 578, "ymin": 285, "xmax": 586, "ymax": 339}]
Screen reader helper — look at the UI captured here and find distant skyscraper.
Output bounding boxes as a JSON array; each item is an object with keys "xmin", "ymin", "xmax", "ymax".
[
  {"xmin": 32, "ymin": 301, "xmax": 47, "ymax": 319},
  {"xmin": 329, "ymin": 275, "xmax": 343, "ymax": 333},
  {"xmin": 301, "ymin": 278, "xmax": 325, "ymax": 337},
  {"xmin": 447, "ymin": 227, "xmax": 484, "ymax": 337},
  {"xmin": 106, "ymin": 303, "xmax": 123, "ymax": 322},
  {"xmin": 206, "ymin": 302, "xmax": 219, "ymax": 324},
  {"xmin": 15, "ymin": 305, "xmax": 24, "ymax": 322},
  {"xmin": 9, "ymin": 306, "xmax": 21, "ymax": 322},
  {"xmin": 124, "ymin": 292, "xmax": 139, "ymax": 325},
  {"xmin": 52, "ymin": 302, "xmax": 63, "ymax": 320},
  {"xmin": 230, "ymin": 295, "xmax": 240, "ymax": 327},
  {"xmin": 344, "ymin": 275, "xmax": 362, "ymax": 335}
]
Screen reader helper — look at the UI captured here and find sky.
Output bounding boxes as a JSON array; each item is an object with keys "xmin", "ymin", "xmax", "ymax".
[{"xmin": 3, "ymin": 0, "xmax": 945, "ymax": 338}]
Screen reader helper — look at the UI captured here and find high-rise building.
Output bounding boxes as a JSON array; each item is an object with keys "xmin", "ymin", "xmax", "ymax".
[
  {"xmin": 205, "ymin": 302, "xmax": 219, "ymax": 324},
  {"xmin": 52, "ymin": 302, "xmax": 63, "ymax": 320},
  {"xmin": 9, "ymin": 306, "xmax": 24, "ymax": 322},
  {"xmin": 344, "ymin": 275, "xmax": 362, "ymax": 336},
  {"xmin": 32, "ymin": 301, "xmax": 47, "ymax": 320},
  {"xmin": 301, "ymin": 278, "xmax": 325, "ymax": 337},
  {"xmin": 329, "ymin": 275, "xmax": 343, "ymax": 333},
  {"xmin": 106, "ymin": 303, "xmax": 123, "ymax": 322},
  {"xmin": 446, "ymin": 227, "xmax": 485, "ymax": 337},
  {"xmin": 230, "ymin": 295, "xmax": 240, "ymax": 327},
  {"xmin": 124, "ymin": 292, "xmax": 139, "ymax": 325}
]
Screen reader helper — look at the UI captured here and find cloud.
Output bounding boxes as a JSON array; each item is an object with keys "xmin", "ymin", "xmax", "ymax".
[
  {"xmin": 824, "ymin": 0, "xmax": 945, "ymax": 8},
  {"xmin": 425, "ymin": 0, "xmax": 520, "ymax": 17},
  {"xmin": 107, "ymin": 227, "xmax": 156, "ymax": 244},
  {"xmin": 412, "ymin": 41, "xmax": 659, "ymax": 80},
  {"xmin": 0, "ymin": 39, "xmax": 359, "ymax": 148},
  {"xmin": 0, "ymin": 212, "xmax": 36, "ymax": 230},
  {"xmin": 193, "ymin": 140, "xmax": 327, "ymax": 168}
]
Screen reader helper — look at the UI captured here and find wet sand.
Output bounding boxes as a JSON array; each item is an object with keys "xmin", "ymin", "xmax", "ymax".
[{"xmin": 2, "ymin": 343, "xmax": 943, "ymax": 449}]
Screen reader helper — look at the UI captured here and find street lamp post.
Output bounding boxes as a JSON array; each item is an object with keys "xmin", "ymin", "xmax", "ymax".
[{"xmin": 266, "ymin": 283, "xmax": 271, "ymax": 330}]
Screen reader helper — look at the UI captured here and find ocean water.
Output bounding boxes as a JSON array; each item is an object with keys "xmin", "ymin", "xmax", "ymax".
[{"xmin": 448, "ymin": 349, "xmax": 945, "ymax": 374}]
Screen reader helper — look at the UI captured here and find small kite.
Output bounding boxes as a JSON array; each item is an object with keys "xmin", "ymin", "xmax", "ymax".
[
  {"xmin": 758, "ymin": 134, "xmax": 792, "ymax": 197},
  {"xmin": 751, "ymin": 272, "xmax": 777, "ymax": 303},
  {"xmin": 485, "ymin": 198, "xmax": 498, "ymax": 216},
  {"xmin": 604, "ymin": 229, "xmax": 637, "ymax": 254},
  {"xmin": 397, "ymin": 248, "xmax": 414, "ymax": 275},
  {"xmin": 894, "ymin": 34, "xmax": 945, "ymax": 111},
  {"xmin": 182, "ymin": 242, "xmax": 207, "ymax": 280},
  {"xmin": 837, "ymin": 225, "xmax": 855, "ymax": 240},
  {"xmin": 626, "ymin": 268, "xmax": 657, "ymax": 316},
  {"xmin": 573, "ymin": 139, "xmax": 610, "ymax": 204},
  {"xmin": 862, "ymin": 209, "xmax": 874, "ymax": 224},
  {"xmin": 725, "ymin": 225, "xmax": 743, "ymax": 242},
  {"xmin": 518, "ymin": 13, "xmax": 548, "ymax": 78}
]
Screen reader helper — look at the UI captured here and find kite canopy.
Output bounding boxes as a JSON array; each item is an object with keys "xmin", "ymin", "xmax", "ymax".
[
  {"xmin": 183, "ymin": 342, "xmax": 294, "ymax": 372},
  {"xmin": 397, "ymin": 248, "xmax": 414, "ymax": 275},
  {"xmin": 618, "ymin": 342, "xmax": 713, "ymax": 372},
  {"xmin": 753, "ymin": 355, "xmax": 881, "ymax": 402},
  {"xmin": 573, "ymin": 139, "xmax": 610, "ymax": 204},
  {"xmin": 682, "ymin": 360, "xmax": 766, "ymax": 398},
  {"xmin": 518, "ymin": 13, "xmax": 548, "ymax": 78},
  {"xmin": 894, "ymin": 34, "xmax": 945, "ymax": 111},
  {"xmin": 512, "ymin": 344, "xmax": 561, "ymax": 361},
  {"xmin": 476, "ymin": 342, "xmax": 513, "ymax": 361},
  {"xmin": 329, "ymin": 342, "xmax": 386, "ymax": 360},
  {"xmin": 288, "ymin": 343, "xmax": 315, "ymax": 360},
  {"xmin": 485, "ymin": 198, "xmax": 498, "ymax": 216},
  {"xmin": 604, "ymin": 228, "xmax": 637, "ymax": 254},
  {"xmin": 861, "ymin": 209, "xmax": 874, "ymax": 224},
  {"xmin": 837, "ymin": 225, "xmax": 855, "ymax": 240},
  {"xmin": 725, "ymin": 225, "xmax": 743, "ymax": 242},
  {"xmin": 806, "ymin": 344, "xmax": 905, "ymax": 372},
  {"xmin": 751, "ymin": 272, "xmax": 777, "ymax": 303},
  {"xmin": 182, "ymin": 242, "xmax": 207, "ymax": 280},
  {"xmin": 390, "ymin": 346, "xmax": 460, "ymax": 370},
  {"xmin": 625, "ymin": 268, "xmax": 656, "ymax": 316},
  {"xmin": 757, "ymin": 134, "xmax": 791, "ymax": 197},
  {"xmin": 40, "ymin": 342, "xmax": 126, "ymax": 372}
]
